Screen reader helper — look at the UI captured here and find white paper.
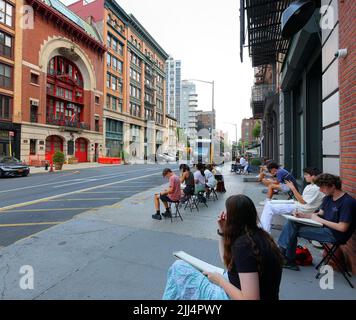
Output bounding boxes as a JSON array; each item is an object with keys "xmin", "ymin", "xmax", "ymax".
[
  {"xmin": 270, "ymin": 199, "xmax": 295, "ymax": 204},
  {"xmin": 282, "ymin": 214, "xmax": 323, "ymax": 227},
  {"xmin": 173, "ymin": 251, "xmax": 225, "ymax": 275}
]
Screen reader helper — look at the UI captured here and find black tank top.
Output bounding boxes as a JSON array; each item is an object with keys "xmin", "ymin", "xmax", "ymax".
[{"xmin": 184, "ymin": 172, "xmax": 195, "ymax": 187}]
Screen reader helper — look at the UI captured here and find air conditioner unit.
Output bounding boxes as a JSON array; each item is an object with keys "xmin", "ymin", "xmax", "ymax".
[
  {"xmin": 30, "ymin": 100, "xmax": 39, "ymax": 107},
  {"xmin": 76, "ymin": 92, "xmax": 82, "ymax": 97}
]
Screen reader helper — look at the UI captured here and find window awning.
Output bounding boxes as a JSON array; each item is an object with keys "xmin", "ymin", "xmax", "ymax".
[{"xmin": 240, "ymin": 0, "xmax": 292, "ymax": 67}]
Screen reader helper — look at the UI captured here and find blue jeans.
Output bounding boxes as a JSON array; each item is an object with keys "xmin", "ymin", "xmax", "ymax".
[{"xmin": 278, "ymin": 221, "xmax": 336, "ymax": 261}]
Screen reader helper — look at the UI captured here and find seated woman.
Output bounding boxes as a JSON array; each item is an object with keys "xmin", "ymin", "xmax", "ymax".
[
  {"xmin": 194, "ymin": 163, "xmax": 206, "ymax": 193},
  {"xmin": 179, "ymin": 164, "xmax": 195, "ymax": 201},
  {"xmin": 162, "ymin": 194, "xmax": 283, "ymax": 300}
]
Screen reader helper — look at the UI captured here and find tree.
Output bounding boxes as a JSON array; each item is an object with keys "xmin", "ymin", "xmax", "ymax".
[{"xmin": 252, "ymin": 120, "xmax": 261, "ymax": 139}]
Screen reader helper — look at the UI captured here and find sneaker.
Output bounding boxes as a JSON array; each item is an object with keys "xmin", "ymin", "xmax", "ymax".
[
  {"xmin": 311, "ymin": 240, "xmax": 323, "ymax": 249},
  {"xmin": 282, "ymin": 259, "xmax": 300, "ymax": 271},
  {"xmin": 162, "ymin": 211, "xmax": 172, "ymax": 218},
  {"xmin": 152, "ymin": 213, "xmax": 162, "ymax": 220}
]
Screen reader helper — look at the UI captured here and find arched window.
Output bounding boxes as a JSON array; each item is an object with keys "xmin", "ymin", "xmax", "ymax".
[{"xmin": 46, "ymin": 56, "xmax": 84, "ymax": 126}]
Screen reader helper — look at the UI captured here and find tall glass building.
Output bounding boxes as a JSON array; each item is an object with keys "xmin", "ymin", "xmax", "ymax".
[{"xmin": 165, "ymin": 57, "xmax": 181, "ymax": 123}]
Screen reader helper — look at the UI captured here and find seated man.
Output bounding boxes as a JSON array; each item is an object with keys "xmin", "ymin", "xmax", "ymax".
[
  {"xmin": 278, "ymin": 173, "xmax": 356, "ymax": 270},
  {"xmin": 239, "ymin": 155, "xmax": 249, "ymax": 175},
  {"xmin": 260, "ymin": 167, "xmax": 325, "ymax": 233},
  {"xmin": 258, "ymin": 159, "xmax": 273, "ymax": 182},
  {"xmin": 204, "ymin": 164, "xmax": 217, "ymax": 195},
  {"xmin": 263, "ymin": 162, "xmax": 298, "ymax": 201},
  {"xmin": 152, "ymin": 168, "xmax": 181, "ymax": 220}
]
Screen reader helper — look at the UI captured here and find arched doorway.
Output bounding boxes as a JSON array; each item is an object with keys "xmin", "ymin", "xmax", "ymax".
[
  {"xmin": 45, "ymin": 135, "xmax": 63, "ymax": 161},
  {"xmin": 75, "ymin": 138, "xmax": 88, "ymax": 162}
]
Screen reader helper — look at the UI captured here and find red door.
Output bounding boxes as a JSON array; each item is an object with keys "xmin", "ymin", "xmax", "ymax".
[
  {"xmin": 75, "ymin": 138, "xmax": 88, "ymax": 162},
  {"xmin": 45, "ymin": 136, "xmax": 63, "ymax": 161}
]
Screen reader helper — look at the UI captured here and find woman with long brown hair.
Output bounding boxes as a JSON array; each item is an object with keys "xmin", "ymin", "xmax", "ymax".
[{"xmin": 162, "ymin": 194, "xmax": 283, "ymax": 300}]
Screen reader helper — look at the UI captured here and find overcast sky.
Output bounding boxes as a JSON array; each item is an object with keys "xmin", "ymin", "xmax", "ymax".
[{"xmin": 62, "ymin": 0, "xmax": 254, "ymax": 142}]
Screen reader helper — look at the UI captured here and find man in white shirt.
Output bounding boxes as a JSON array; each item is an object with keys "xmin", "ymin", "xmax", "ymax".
[
  {"xmin": 260, "ymin": 167, "xmax": 325, "ymax": 233},
  {"xmin": 239, "ymin": 156, "xmax": 249, "ymax": 175}
]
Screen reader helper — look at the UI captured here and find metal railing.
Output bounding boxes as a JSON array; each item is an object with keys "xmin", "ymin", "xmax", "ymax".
[
  {"xmin": 251, "ymin": 84, "xmax": 276, "ymax": 102},
  {"xmin": 46, "ymin": 116, "xmax": 89, "ymax": 130}
]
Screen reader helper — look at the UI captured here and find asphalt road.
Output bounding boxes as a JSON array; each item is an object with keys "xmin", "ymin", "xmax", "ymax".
[{"xmin": 0, "ymin": 164, "xmax": 177, "ymax": 247}]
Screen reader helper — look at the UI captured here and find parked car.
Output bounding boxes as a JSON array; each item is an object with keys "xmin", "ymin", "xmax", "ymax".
[
  {"xmin": 157, "ymin": 153, "xmax": 176, "ymax": 163},
  {"xmin": 0, "ymin": 156, "xmax": 30, "ymax": 178}
]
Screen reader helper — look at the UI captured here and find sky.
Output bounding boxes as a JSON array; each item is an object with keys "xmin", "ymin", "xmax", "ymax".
[{"xmin": 62, "ymin": 0, "xmax": 254, "ymax": 143}]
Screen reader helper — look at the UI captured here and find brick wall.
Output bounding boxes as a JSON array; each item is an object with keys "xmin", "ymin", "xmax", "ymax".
[{"xmin": 338, "ymin": 0, "xmax": 356, "ymax": 274}]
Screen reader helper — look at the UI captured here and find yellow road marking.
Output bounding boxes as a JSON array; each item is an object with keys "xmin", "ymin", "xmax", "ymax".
[
  {"xmin": 47, "ymin": 198, "xmax": 119, "ymax": 201},
  {"xmin": 80, "ymin": 191, "xmax": 133, "ymax": 194},
  {"xmin": 0, "ymin": 170, "xmax": 162, "ymax": 213},
  {"xmin": 0, "ymin": 222, "xmax": 61, "ymax": 228},
  {"xmin": 1, "ymin": 208, "xmax": 95, "ymax": 212}
]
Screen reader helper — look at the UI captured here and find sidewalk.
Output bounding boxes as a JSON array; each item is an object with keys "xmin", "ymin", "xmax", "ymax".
[
  {"xmin": 0, "ymin": 164, "xmax": 355, "ymax": 299},
  {"xmin": 29, "ymin": 162, "xmax": 122, "ymax": 174}
]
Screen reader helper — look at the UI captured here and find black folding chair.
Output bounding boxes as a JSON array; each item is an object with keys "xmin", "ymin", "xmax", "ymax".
[
  {"xmin": 206, "ymin": 187, "xmax": 218, "ymax": 201},
  {"xmin": 315, "ymin": 232, "xmax": 355, "ymax": 288},
  {"xmin": 169, "ymin": 201, "xmax": 183, "ymax": 222},
  {"xmin": 181, "ymin": 194, "xmax": 199, "ymax": 212}
]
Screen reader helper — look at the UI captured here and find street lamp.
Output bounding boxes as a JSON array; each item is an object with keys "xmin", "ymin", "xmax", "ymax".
[{"xmin": 182, "ymin": 79, "xmax": 215, "ymax": 163}]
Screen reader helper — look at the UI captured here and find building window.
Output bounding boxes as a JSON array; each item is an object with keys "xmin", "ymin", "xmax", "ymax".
[
  {"xmin": 30, "ymin": 104, "xmax": 38, "ymax": 123},
  {"xmin": 0, "ymin": 94, "xmax": 11, "ymax": 120},
  {"xmin": 67, "ymin": 140, "xmax": 74, "ymax": 155},
  {"xmin": 95, "ymin": 119, "xmax": 99, "ymax": 132},
  {"xmin": 106, "ymin": 73, "xmax": 110, "ymax": 88},
  {"xmin": 30, "ymin": 139, "xmax": 36, "ymax": 155},
  {"xmin": 0, "ymin": 63, "xmax": 12, "ymax": 89},
  {"xmin": 106, "ymin": 94, "xmax": 110, "ymax": 109},
  {"xmin": 0, "ymin": 1, "xmax": 13, "ymax": 27},
  {"xmin": 95, "ymin": 96, "xmax": 100, "ymax": 104},
  {"xmin": 111, "ymin": 96, "xmax": 117, "ymax": 110},
  {"xmin": 30, "ymin": 72, "xmax": 39, "ymax": 85},
  {"xmin": 107, "ymin": 53, "xmax": 111, "ymax": 67},
  {"xmin": 111, "ymin": 75, "xmax": 117, "ymax": 90},
  {"xmin": 0, "ymin": 31, "xmax": 12, "ymax": 58}
]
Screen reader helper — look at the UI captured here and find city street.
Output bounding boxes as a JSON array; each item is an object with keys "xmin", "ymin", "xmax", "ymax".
[{"xmin": 0, "ymin": 164, "xmax": 177, "ymax": 247}]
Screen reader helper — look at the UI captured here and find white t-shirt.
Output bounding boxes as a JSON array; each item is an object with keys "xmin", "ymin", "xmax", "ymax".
[
  {"xmin": 204, "ymin": 169, "xmax": 216, "ymax": 188},
  {"xmin": 296, "ymin": 184, "xmax": 325, "ymax": 213},
  {"xmin": 194, "ymin": 170, "xmax": 206, "ymax": 186},
  {"xmin": 240, "ymin": 158, "xmax": 248, "ymax": 166}
]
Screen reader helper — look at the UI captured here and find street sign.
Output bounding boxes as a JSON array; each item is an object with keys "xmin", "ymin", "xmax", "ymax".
[{"xmin": 9, "ymin": 131, "xmax": 14, "ymax": 137}]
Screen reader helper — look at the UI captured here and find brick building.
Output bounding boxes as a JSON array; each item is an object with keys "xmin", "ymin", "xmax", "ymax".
[
  {"xmin": 338, "ymin": 0, "xmax": 356, "ymax": 273},
  {"xmin": 0, "ymin": 0, "xmax": 20, "ymax": 159},
  {"xmin": 68, "ymin": 0, "xmax": 169, "ymax": 161},
  {"xmin": 240, "ymin": 117, "xmax": 257, "ymax": 147},
  {"xmin": 17, "ymin": 0, "xmax": 106, "ymax": 164},
  {"xmin": 241, "ymin": 0, "xmax": 356, "ymax": 272},
  {"xmin": 196, "ymin": 110, "xmax": 216, "ymax": 133}
]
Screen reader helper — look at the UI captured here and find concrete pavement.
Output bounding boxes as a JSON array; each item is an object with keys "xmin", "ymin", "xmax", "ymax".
[
  {"xmin": 28, "ymin": 162, "xmax": 122, "ymax": 175},
  {"xmin": 0, "ymin": 164, "xmax": 355, "ymax": 299}
]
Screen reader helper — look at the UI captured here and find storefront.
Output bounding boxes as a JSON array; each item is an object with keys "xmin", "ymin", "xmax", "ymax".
[
  {"xmin": 0, "ymin": 122, "xmax": 21, "ymax": 159},
  {"xmin": 105, "ymin": 118, "xmax": 123, "ymax": 157}
]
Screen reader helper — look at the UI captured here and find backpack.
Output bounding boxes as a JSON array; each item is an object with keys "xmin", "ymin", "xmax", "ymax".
[{"xmin": 295, "ymin": 245, "xmax": 313, "ymax": 266}]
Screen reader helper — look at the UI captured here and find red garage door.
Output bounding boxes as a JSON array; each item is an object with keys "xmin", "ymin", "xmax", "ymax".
[{"xmin": 75, "ymin": 138, "xmax": 88, "ymax": 162}]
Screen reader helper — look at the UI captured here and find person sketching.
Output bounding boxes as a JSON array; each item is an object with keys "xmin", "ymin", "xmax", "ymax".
[{"xmin": 162, "ymin": 195, "xmax": 283, "ymax": 300}]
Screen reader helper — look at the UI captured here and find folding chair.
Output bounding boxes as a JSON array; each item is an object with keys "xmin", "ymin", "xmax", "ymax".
[
  {"xmin": 168, "ymin": 201, "xmax": 183, "ymax": 222},
  {"xmin": 182, "ymin": 194, "xmax": 199, "ymax": 212},
  {"xmin": 206, "ymin": 187, "xmax": 218, "ymax": 201},
  {"xmin": 315, "ymin": 233, "xmax": 355, "ymax": 288},
  {"xmin": 193, "ymin": 191, "xmax": 208, "ymax": 208}
]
